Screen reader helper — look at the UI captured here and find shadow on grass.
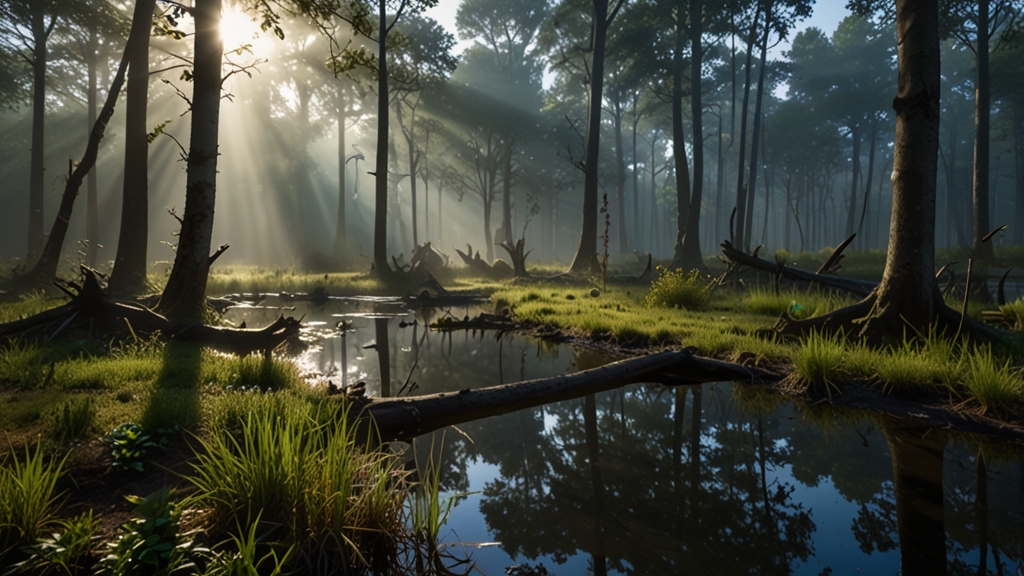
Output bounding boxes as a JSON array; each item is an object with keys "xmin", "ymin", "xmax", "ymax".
[{"xmin": 140, "ymin": 340, "xmax": 203, "ymax": 431}]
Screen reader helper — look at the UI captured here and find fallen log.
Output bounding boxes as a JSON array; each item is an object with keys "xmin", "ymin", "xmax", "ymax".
[
  {"xmin": 721, "ymin": 240, "xmax": 878, "ymax": 296},
  {"xmin": 0, "ymin": 267, "xmax": 300, "ymax": 355},
  {"xmin": 357, "ymin": 349, "xmax": 778, "ymax": 441}
]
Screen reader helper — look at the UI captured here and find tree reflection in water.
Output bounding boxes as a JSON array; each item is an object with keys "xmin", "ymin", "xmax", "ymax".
[{"xmin": 253, "ymin": 301, "xmax": 1024, "ymax": 575}]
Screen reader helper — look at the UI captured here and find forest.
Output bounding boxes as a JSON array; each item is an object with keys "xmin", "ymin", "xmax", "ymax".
[{"xmin": 0, "ymin": 0, "xmax": 1023, "ymax": 574}]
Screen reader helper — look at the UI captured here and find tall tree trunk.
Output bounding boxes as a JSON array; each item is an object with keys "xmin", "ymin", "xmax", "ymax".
[
  {"xmin": 845, "ymin": 124, "xmax": 862, "ymax": 239},
  {"xmin": 108, "ymin": 0, "xmax": 156, "ymax": 295},
  {"xmin": 613, "ymin": 101, "xmax": 628, "ymax": 254},
  {"xmin": 674, "ymin": 0, "xmax": 705, "ymax": 271},
  {"xmin": 85, "ymin": 29, "xmax": 99, "ymax": 268},
  {"xmin": 670, "ymin": 12, "xmax": 693, "ymax": 269},
  {"xmin": 333, "ymin": 99, "xmax": 347, "ymax": 261},
  {"xmin": 715, "ymin": 108, "xmax": 725, "ymax": 246},
  {"xmin": 631, "ymin": 98, "xmax": 641, "ymax": 252},
  {"xmin": 733, "ymin": 8, "xmax": 760, "ymax": 251},
  {"xmin": 972, "ymin": 0, "xmax": 993, "ymax": 261},
  {"xmin": 157, "ymin": 0, "xmax": 223, "ymax": 321},
  {"xmin": 373, "ymin": 1, "xmax": 391, "ymax": 275},
  {"xmin": 27, "ymin": 4, "xmax": 48, "ymax": 258},
  {"xmin": 1014, "ymin": 109, "xmax": 1024, "ymax": 245},
  {"xmin": 744, "ymin": 15, "xmax": 770, "ymax": 252},
  {"xmin": 568, "ymin": 0, "xmax": 612, "ymax": 272},
  {"xmin": 871, "ymin": 0, "xmax": 941, "ymax": 331},
  {"xmin": 501, "ymin": 142, "xmax": 514, "ymax": 245},
  {"xmin": 858, "ymin": 121, "xmax": 878, "ymax": 245},
  {"xmin": 18, "ymin": 1, "xmax": 141, "ymax": 289}
]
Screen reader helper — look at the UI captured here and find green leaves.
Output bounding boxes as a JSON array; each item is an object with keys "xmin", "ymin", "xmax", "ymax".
[{"xmin": 105, "ymin": 423, "xmax": 177, "ymax": 473}]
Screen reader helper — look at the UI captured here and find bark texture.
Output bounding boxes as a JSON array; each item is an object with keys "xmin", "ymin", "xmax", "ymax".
[{"xmin": 157, "ymin": 0, "xmax": 223, "ymax": 321}]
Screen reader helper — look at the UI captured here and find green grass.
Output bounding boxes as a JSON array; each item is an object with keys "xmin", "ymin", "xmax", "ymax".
[
  {"xmin": 961, "ymin": 346, "xmax": 1023, "ymax": 411},
  {"xmin": 0, "ymin": 443, "xmax": 66, "ymax": 562},
  {"xmin": 999, "ymin": 297, "xmax": 1024, "ymax": 331},
  {"xmin": 791, "ymin": 330, "xmax": 845, "ymax": 390},
  {"xmin": 740, "ymin": 286, "xmax": 858, "ymax": 319},
  {"xmin": 188, "ymin": 402, "xmax": 411, "ymax": 571}
]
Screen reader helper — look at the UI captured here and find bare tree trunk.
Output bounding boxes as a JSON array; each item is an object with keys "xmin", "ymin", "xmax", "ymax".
[
  {"xmin": 871, "ymin": 0, "xmax": 941, "ymax": 331},
  {"xmin": 373, "ymin": 0, "xmax": 391, "ymax": 275},
  {"xmin": 674, "ymin": 0, "xmax": 705, "ymax": 271},
  {"xmin": 733, "ymin": 7, "xmax": 760, "ymax": 250},
  {"xmin": 858, "ymin": 121, "xmax": 878, "ymax": 246},
  {"xmin": 845, "ymin": 124, "xmax": 862, "ymax": 239},
  {"xmin": 501, "ymin": 142, "xmax": 514, "ymax": 246},
  {"xmin": 333, "ymin": 100, "xmax": 347, "ymax": 261},
  {"xmin": 670, "ymin": 20, "xmax": 693, "ymax": 268},
  {"xmin": 744, "ymin": 15, "xmax": 770, "ymax": 252},
  {"xmin": 569, "ymin": 0, "xmax": 613, "ymax": 272},
  {"xmin": 157, "ymin": 0, "xmax": 223, "ymax": 321},
  {"xmin": 108, "ymin": 0, "xmax": 156, "ymax": 295},
  {"xmin": 1015, "ymin": 110, "xmax": 1024, "ymax": 245},
  {"xmin": 16, "ymin": 0, "xmax": 143, "ymax": 290},
  {"xmin": 85, "ymin": 28, "xmax": 99, "ymax": 268},
  {"xmin": 613, "ymin": 101, "xmax": 628, "ymax": 254},
  {"xmin": 972, "ymin": 0, "xmax": 993, "ymax": 261},
  {"xmin": 27, "ymin": 3, "xmax": 48, "ymax": 257}
]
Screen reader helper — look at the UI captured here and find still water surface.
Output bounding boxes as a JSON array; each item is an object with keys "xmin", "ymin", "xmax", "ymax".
[{"xmin": 225, "ymin": 296, "xmax": 1024, "ymax": 575}]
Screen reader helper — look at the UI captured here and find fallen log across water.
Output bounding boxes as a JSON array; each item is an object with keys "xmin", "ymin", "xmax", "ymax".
[
  {"xmin": 356, "ymin": 350, "xmax": 779, "ymax": 441},
  {"xmin": 721, "ymin": 240, "xmax": 879, "ymax": 296},
  {"xmin": 0, "ymin": 267, "xmax": 300, "ymax": 356}
]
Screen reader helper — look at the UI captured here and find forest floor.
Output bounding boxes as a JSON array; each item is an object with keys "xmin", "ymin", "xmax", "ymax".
[{"xmin": 1, "ymin": 248, "xmax": 1024, "ymax": 554}]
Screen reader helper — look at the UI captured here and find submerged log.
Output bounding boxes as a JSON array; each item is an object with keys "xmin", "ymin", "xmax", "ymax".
[
  {"xmin": 721, "ymin": 240, "xmax": 878, "ymax": 296},
  {"xmin": 358, "ymin": 350, "xmax": 777, "ymax": 440}
]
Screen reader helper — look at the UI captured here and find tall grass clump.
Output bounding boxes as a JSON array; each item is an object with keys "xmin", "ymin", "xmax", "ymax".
[
  {"xmin": 790, "ymin": 330, "xmax": 845, "ymax": 392},
  {"xmin": 188, "ymin": 403, "xmax": 413, "ymax": 572},
  {"xmin": 0, "ymin": 444, "xmax": 66, "ymax": 561},
  {"xmin": 961, "ymin": 346, "xmax": 1023, "ymax": 411},
  {"xmin": 999, "ymin": 297, "xmax": 1024, "ymax": 331},
  {"xmin": 50, "ymin": 396, "xmax": 96, "ymax": 443},
  {"xmin": 645, "ymin": 268, "xmax": 712, "ymax": 310},
  {"xmin": 740, "ymin": 286, "xmax": 855, "ymax": 319}
]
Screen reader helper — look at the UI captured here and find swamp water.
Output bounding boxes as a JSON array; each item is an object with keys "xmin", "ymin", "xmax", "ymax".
[{"xmin": 224, "ymin": 296, "xmax": 1024, "ymax": 575}]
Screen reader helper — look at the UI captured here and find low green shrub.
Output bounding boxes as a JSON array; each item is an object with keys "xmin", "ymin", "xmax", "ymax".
[
  {"xmin": 0, "ymin": 444, "xmax": 66, "ymax": 562},
  {"xmin": 645, "ymin": 268, "xmax": 712, "ymax": 310},
  {"xmin": 10, "ymin": 511, "xmax": 100, "ymax": 575},
  {"xmin": 97, "ymin": 487, "xmax": 195, "ymax": 575}
]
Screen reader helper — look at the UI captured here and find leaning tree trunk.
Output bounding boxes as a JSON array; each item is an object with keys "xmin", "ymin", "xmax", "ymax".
[
  {"xmin": 11, "ymin": 1, "xmax": 145, "ymax": 292},
  {"xmin": 568, "ymin": 0, "xmax": 612, "ymax": 272},
  {"xmin": 501, "ymin": 142, "xmax": 514, "ymax": 247},
  {"xmin": 157, "ymin": 0, "xmax": 223, "ymax": 322},
  {"xmin": 108, "ymin": 0, "xmax": 157, "ymax": 296}
]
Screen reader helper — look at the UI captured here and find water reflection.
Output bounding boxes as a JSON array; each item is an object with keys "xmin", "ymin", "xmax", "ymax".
[{"xmin": 222, "ymin": 299, "xmax": 1024, "ymax": 575}]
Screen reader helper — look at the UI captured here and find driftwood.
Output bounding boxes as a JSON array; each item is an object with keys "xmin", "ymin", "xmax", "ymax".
[
  {"xmin": 721, "ymin": 240, "xmax": 878, "ymax": 296},
  {"xmin": 0, "ymin": 267, "xmax": 300, "ymax": 355},
  {"xmin": 359, "ymin": 350, "xmax": 777, "ymax": 441},
  {"xmin": 498, "ymin": 239, "xmax": 531, "ymax": 278},
  {"xmin": 454, "ymin": 244, "xmax": 513, "ymax": 279}
]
